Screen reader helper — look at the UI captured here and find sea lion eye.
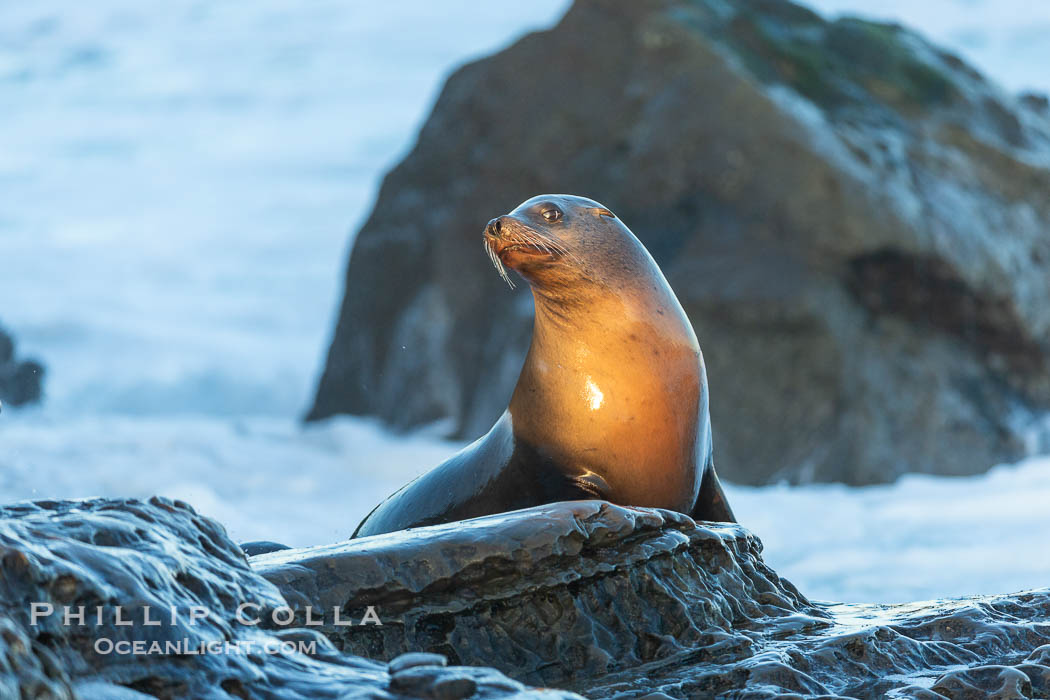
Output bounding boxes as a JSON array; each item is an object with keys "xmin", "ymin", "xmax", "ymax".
[{"xmin": 541, "ymin": 207, "xmax": 563, "ymax": 223}]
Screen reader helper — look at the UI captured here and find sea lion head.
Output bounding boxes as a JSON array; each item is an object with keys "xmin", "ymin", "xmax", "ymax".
[{"xmin": 483, "ymin": 194, "xmax": 634, "ymax": 291}]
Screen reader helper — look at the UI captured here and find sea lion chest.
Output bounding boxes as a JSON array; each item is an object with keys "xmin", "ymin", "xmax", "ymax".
[{"xmin": 508, "ymin": 319, "xmax": 703, "ymax": 512}]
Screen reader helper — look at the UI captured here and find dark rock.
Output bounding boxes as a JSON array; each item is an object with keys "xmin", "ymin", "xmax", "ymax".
[
  {"xmin": 308, "ymin": 0, "xmax": 1050, "ymax": 485},
  {"xmin": 389, "ymin": 652, "xmax": 449, "ymax": 673},
  {"xmin": 0, "ymin": 325, "xmax": 45, "ymax": 408},
  {"xmin": 929, "ymin": 664, "xmax": 1038, "ymax": 699},
  {"xmin": 389, "ymin": 666, "xmax": 478, "ymax": 699},
  {"xmin": 0, "ymin": 497, "xmax": 580, "ymax": 699},
  {"xmin": 0, "ymin": 332, "xmax": 12, "ymax": 365},
  {"xmin": 254, "ymin": 501, "xmax": 818, "ymax": 688},
  {"xmin": 4, "ymin": 495, "xmax": 1049, "ymax": 698},
  {"xmin": 0, "ymin": 616, "xmax": 74, "ymax": 698},
  {"xmin": 1021, "ymin": 92, "xmax": 1050, "ymax": 113},
  {"xmin": 240, "ymin": 540, "xmax": 292, "ymax": 556},
  {"xmin": 255, "ymin": 501, "xmax": 820, "ymax": 687},
  {"xmin": 254, "ymin": 500, "xmax": 1050, "ymax": 698}
]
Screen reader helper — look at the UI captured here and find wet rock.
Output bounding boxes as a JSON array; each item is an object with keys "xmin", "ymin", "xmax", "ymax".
[
  {"xmin": 0, "ymin": 616, "xmax": 73, "ymax": 699},
  {"xmin": 0, "ymin": 325, "xmax": 44, "ymax": 408},
  {"xmin": 389, "ymin": 666, "xmax": 478, "ymax": 700},
  {"xmin": 255, "ymin": 500, "xmax": 1050, "ymax": 698},
  {"xmin": 389, "ymin": 652, "xmax": 449, "ymax": 673},
  {"xmin": 255, "ymin": 501, "xmax": 820, "ymax": 687},
  {"xmin": 239, "ymin": 540, "xmax": 292, "ymax": 556},
  {"xmin": 3, "ymin": 495, "xmax": 1048, "ymax": 697},
  {"xmin": 309, "ymin": 0, "xmax": 1050, "ymax": 485},
  {"xmin": 1021, "ymin": 92, "xmax": 1050, "ymax": 114},
  {"xmin": 0, "ymin": 497, "xmax": 580, "ymax": 699}
]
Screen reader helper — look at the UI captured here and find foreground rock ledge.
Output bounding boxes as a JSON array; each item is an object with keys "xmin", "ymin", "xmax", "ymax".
[
  {"xmin": 2, "ymin": 496, "xmax": 1047, "ymax": 698},
  {"xmin": 254, "ymin": 501, "xmax": 1050, "ymax": 698},
  {"xmin": 0, "ymin": 498, "xmax": 578, "ymax": 700}
]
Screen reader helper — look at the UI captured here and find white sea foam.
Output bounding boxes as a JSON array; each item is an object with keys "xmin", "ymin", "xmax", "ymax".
[
  {"xmin": 0, "ymin": 413, "xmax": 453, "ymax": 549},
  {"xmin": 0, "ymin": 0, "xmax": 570, "ymax": 416}
]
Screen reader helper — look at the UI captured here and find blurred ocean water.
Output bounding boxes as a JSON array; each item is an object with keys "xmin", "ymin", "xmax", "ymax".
[
  {"xmin": 0, "ymin": 1, "xmax": 1047, "ymax": 603},
  {"xmin": 0, "ymin": 0, "xmax": 569, "ymax": 415}
]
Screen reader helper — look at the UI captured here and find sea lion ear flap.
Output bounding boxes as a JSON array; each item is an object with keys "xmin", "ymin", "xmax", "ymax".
[{"xmin": 592, "ymin": 207, "xmax": 616, "ymax": 219}]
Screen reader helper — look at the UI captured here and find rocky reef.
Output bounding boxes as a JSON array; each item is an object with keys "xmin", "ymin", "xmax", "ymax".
[
  {"xmin": 309, "ymin": 0, "xmax": 1050, "ymax": 485},
  {"xmin": 254, "ymin": 501, "xmax": 1050, "ymax": 698},
  {"xmin": 0, "ymin": 324, "xmax": 44, "ymax": 409},
  {"xmin": 0, "ymin": 497, "xmax": 578, "ymax": 699},
  {"xmin": 255, "ymin": 502, "xmax": 823, "ymax": 689},
  {"xmin": 1, "ymin": 496, "xmax": 1048, "ymax": 698}
]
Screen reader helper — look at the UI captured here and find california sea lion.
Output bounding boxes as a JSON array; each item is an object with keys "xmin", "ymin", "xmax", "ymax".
[{"xmin": 353, "ymin": 195, "xmax": 734, "ymax": 538}]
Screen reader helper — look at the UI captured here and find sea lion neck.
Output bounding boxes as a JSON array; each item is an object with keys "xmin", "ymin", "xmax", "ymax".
[
  {"xmin": 524, "ymin": 235, "xmax": 695, "ymax": 342},
  {"xmin": 526, "ymin": 278, "xmax": 696, "ymax": 358},
  {"xmin": 516, "ymin": 266, "xmax": 702, "ymax": 427}
]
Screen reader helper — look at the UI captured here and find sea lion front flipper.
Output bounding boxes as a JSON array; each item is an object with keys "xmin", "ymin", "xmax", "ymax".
[
  {"xmin": 571, "ymin": 471, "xmax": 611, "ymax": 500},
  {"xmin": 690, "ymin": 463, "xmax": 736, "ymax": 523}
]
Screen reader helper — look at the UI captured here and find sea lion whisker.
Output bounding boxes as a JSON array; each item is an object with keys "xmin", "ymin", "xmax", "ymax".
[
  {"xmin": 484, "ymin": 237, "xmax": 516, "ymax": 289},
  {"xmin": 488, "ymin": 243, "xmax": 501, "ymax": 278},
  {"xmin": 533, "ymin": 231, "xmax": 577, "ymax": 262},
  {"xmin": 530, "ymin": 230, "xmax": 582, "ymax": 268},
  {"xmin": 524, "ymin": 230, "xmax": 569, "ymax": 260},
  {"xmin": 533, "ymin": 236, "xmax": 551, "ymax": 253},
  {"xmin": 508, "ymin": 230, "xmax": 556, "ymax": 259}
]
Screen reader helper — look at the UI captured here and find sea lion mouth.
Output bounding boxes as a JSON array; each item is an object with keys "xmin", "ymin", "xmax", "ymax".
[
  {"xmin": 483, "ymin": 221, "xmax": 572, "ymax": 290},
  {"xmin": 495, "ymin": 242, "xmax": 556, "ymax": 261}
]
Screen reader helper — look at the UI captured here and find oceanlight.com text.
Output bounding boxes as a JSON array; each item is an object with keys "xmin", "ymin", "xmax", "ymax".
[{"xmin": 93, "ymin": 639, "xmax": 319, "ymax": 656}]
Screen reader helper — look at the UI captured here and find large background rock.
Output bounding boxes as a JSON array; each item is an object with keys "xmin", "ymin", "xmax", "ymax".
[{"xmin": 309, "ymin": 0, "xmax": 1050, "ymax": 485}]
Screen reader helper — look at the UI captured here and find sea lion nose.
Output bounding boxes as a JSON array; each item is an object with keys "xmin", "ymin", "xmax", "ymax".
[{"xmin": 486, "ymin": 217, "xmax": 503, "ymax": 237}]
